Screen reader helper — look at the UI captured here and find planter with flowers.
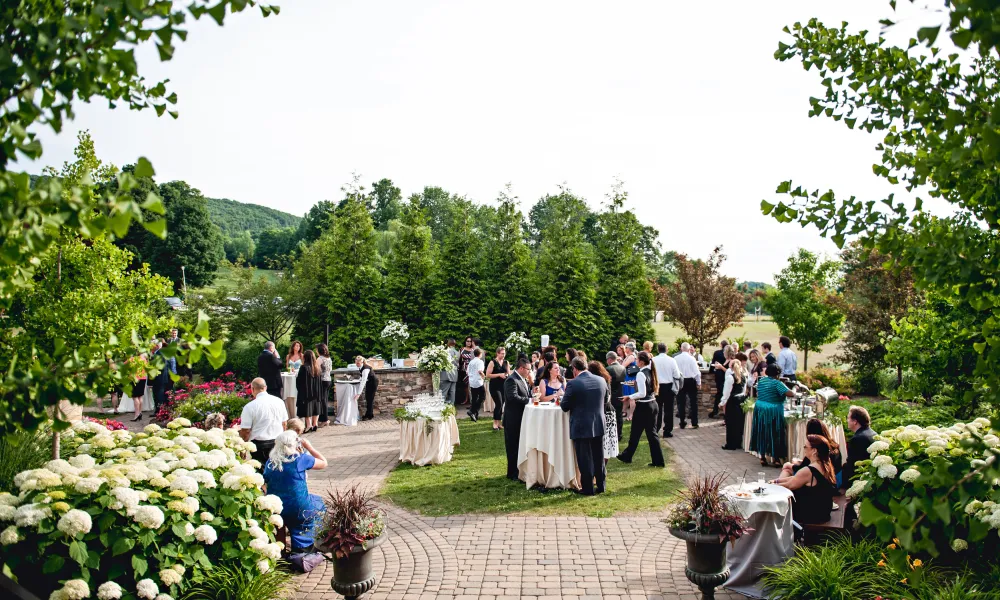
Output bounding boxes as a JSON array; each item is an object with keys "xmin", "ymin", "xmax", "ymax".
[
  {"xmin": 666, "ymin": 473, "xmax": 751, "ymax": 599},
  {"xmin": 380, "ymin": 320, "xmax": 410, "ymax": 367},
  {"xmin": 314, "ymin": 486, "xmax": 387, "ymax": 600},
  {"xmin": 416, "ymin": 344, "xmax": 454, "ymax": 394}
]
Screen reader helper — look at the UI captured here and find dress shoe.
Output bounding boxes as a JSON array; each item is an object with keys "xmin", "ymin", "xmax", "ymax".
[
  {"xmin": 571, "ymin": 489, "xmax": 594, "ymax": 496},
  {"xmin": 692, "ymin": 424, "xmax": 699, "ymax": 429},
  {"xmin": 595, "ymin": 487, "xmax": 606, "ymax": 495},
  {"xmin": 648, "ymin": 463, "xmax": 665, "ymax": 468},
  {"xmin": 615, "ymin": 454, "xmax": 632, "ymax": 464},
  {"xmin": 679, "ymin": 422, "xmax": 686, "ymax": 429},
  {"xmin": 708, "ymin": 411, "xmax": 719, "ymax": 419},
  {"xmin": 663, "ymin": 432, "xmax": 673, "ymax": 438}
]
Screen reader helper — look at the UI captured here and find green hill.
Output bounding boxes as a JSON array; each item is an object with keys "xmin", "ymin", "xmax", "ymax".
[{"xmin": 205, "ymin": 197, "xmax": 301, "ymax": 237}]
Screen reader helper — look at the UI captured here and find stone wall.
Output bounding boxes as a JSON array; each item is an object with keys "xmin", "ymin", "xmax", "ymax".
[{"xmin": 334, "ymin": 367, "xmax": 433, "ymax": 415}]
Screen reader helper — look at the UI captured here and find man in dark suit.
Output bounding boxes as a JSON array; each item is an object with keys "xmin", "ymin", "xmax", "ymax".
[
  {"xmin": 257, "ymin": 341, "xmax": 284, "ymax": 398},
  {"xmin": 708, "ymin": 340, "xmax": 728, "ymax": 418},
  {"xmin": 605, "ymin": 351, "xmax": 626, "ymax": 441},
  {"xmin": 761, "ymin": 341, "xmax": 776, "ymax": 366},
  {"xmin": 843, "ymin": 405, "xmax": 875, "ymax": 531},
  {"xmin": 560, "ymin": 357, "xmax": 608, "ymax": 496},
  {"xmin": 503, "ymin": 357, "xmax": 534, "ymax": 481}
]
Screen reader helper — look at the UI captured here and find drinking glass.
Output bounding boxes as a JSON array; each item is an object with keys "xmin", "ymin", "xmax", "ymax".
[
  {"xmin": 737, "ymin": 476, "xmax": 745, "ymax": 491},
  {"xmin": 758, "ymin": 472, "xmax": 766, "ymax": 489}
]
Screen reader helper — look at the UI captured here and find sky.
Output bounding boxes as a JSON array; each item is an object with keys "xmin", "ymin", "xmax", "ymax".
[{"xmin": 27, "ymin": 0, "xmax": 950, "ymax": 283}]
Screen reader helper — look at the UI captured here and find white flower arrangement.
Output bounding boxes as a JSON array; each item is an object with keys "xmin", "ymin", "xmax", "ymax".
[
  {"xmin": 97, "ymin": 581, "xmax": 123, "ymax": 600},
  {"xmin": 380, "ymin": 320, "xmax": 410, "ymax": 343},
  {"xmin": 503, "ymin": 331, "xmax": 531, "ymax": 354},
  {"xmin": 417, "ymin": 344, "xmax": 454, "ymax": 373}
]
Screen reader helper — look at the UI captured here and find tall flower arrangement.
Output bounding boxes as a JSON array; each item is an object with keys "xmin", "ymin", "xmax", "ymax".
[
  {"xmin": 380, "ymin": 320, "xmax": 410, "ymax": 361},
  {"xmin": 503, "ymin": 331, "xmax": 531, "ymax": 357},
  {"xmin": 417, "ymin": 344, "xmax": 453, "ymax": 393}
]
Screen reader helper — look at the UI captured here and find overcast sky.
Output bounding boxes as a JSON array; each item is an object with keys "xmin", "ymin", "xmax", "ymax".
[{"xmin": 28, "ymin": 1, "xmax": 948, "ymax": 283}]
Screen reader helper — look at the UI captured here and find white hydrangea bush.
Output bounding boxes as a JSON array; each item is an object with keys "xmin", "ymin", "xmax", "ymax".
[
  {"xmin": 0, "ymin": 419, "xmax": 285, "ymax": 599},
  {"xmin": 850, "ymin": 417, "xmax": 1000, "ymax": 559}
]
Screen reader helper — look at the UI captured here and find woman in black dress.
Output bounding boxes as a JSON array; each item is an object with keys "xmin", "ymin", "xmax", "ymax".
[
  {"xmin": 296, "ymin": 350, "xmax": 322, "ymax": 433},
  {"xmin": 781, "ymin": 418, "xmax": 843, "ymax": 485},
  {"xmin": 486, "ymin": 346, "xmax": 510, "ymax": 432},
  {"xmin": 354, "ymin": 355, "xmax": 380, "ymax": 421},
  {"xmin": 774, "ymin": 434, "xmax": 837, "ymax": 524},
  {"xmin": 456, "ymin": 337, "xmax": 475, "ymax": 406},
  {"xmin": 719, "ymin": 352, "xmax": 748, "ymax": 450}
]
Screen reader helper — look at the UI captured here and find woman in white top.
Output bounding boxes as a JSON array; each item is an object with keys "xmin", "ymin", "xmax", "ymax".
[
  {"xmin": 315, "ymin": 343, "xmax": 333, "ymax": 427},
  {"xmin": 617, "ymin": 351, "xmax": 665, "ymax": 467},
  {"xmin": 719, "ymin": 352, "xmax": 748, "ymax": 451}
]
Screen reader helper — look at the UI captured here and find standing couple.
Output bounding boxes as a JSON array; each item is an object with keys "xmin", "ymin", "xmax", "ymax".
[{"xmin": 502, "ymin": 356, "xmax": 610, "ymax": 496}]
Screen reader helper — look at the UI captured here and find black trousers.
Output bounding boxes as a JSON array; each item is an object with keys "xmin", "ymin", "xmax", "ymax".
[
  {"xmin": 619, "ymin": 401, "xmax": 664, "ymax": 466},
  {"xmin": 364, "ymin": 381, "xmax": 378, "ymax": 418},
  {"xmin": 490, "ymin": 383, "xmax": 504, "ymax": 421},
  {"xmin": 611, "ymin": 396, "xmax": 624, "ymax": 440},
  {"xmin": 712, "ymin": 370, "xmax": 725, "ymax": 413},
  {"xmin": 656, "ymin": 384, "xmax": 675, "ymax": 435},
  {"xmin": 723, "ymin": 396, "xmax": 744, "ymax": 449},
  {"xmin": 152, "ymin": 381, "xmax": 166, "ymax": 410},
  {"xmin": 456, "ymin": 372, "xmax": 469, "ymax": 405},
  {"xmin": 250, "ymin": 439, "xmax": 275, "ymax": 473},
  {"xmin": 678, "ymin": 378, "xmax": 699, "ymax": 427},
  {"xmin": 470, "ymin": 386, "xmax": 486, "ymax": 416},
  {"xmin": 573, "ymin": 437, "xmax": 606, "ymax": 495},
  {"xmin": 319, "ymin": 380, "xmax": 331, "ymax": 422},
  {"xmin": 504, "ymin": 424, "xmax": 521, "ymax": 479}
]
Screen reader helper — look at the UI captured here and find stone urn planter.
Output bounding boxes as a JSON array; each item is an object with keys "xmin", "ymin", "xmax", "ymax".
[
  {"xmin": 669, "ymin": 528, "xmax": 731, "ymax": 599},
  {"xmin": 319, "ymin": 532, "xmax": 386, "ymax": 600}
]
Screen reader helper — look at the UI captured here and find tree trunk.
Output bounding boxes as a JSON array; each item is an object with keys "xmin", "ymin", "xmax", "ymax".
[{"xmin": 803, "ymin": 348, "xmax": 809, "ymax": 372}]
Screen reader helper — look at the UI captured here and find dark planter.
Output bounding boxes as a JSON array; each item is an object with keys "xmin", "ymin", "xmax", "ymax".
[
  {"xmin": 669, "ymin": 527, "xmax": 731, "ymax": 600},
  {"xmin": 320, "ymin": 532, "xmax": 386, "ymax": 600}
]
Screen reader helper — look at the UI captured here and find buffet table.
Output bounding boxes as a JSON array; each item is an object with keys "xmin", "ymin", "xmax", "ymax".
[
  {"xmin": 722, "ymin": 482, "xmax": 795, "ymax": 598},
  {"xmin": 396, "ymin": 394, "xmax": 460, "ymax": 466},
  {"xmin": 334, "ymin": 380, "xmax": 360, "ymax": 426},
  {"xmin": 743, "ymin": 407, "xmax": 847, "ymax": 460},
  {"xmin": 517, "ymin": 402, "xmax": 580, "ymax": 490}
]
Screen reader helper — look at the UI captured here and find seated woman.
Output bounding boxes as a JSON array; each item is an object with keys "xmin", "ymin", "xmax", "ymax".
[
  {"xmin": 750, "ymin": 363, "xmax": 796, "ymax": 467},
  {"xmin": 773, "ymin": 434, "xmax": 837, "ymax": 524},
  {"xmin": 262, "ymin": 429, "xmax": 328, "ymax": 552},
  {"xmin": 539, "ymin": 362, "xmax": 565, "ymax": 402},
  {"xmin": 781, "ymin": 418, "xmax": 843, "ymax": 484}
]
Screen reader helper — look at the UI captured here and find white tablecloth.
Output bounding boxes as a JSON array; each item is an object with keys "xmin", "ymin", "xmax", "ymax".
[
  {"xmin": 399, "ymin": 415, "xmax": 460, "ymax": 466},
  {"xmin": 281, "ymin": 372, "xmax": 298, "ymax": 420},
  {"xmin": 517, "ymin": 403, "xmax": 580, "ymax": 490},
  {"xmin": 743, "ymin": 411, "xmax": 847, "ymax": 460},
  {"xmin": 723, "ymin": 483, "xmax": 795, "ymax": 598},
  {"xmin": 117, "ymin": 386, "xmax": 154, "ymax": 414},
  {"xmin": 334, "ymin": 381, "xmax": 360, "ymax": 426}
]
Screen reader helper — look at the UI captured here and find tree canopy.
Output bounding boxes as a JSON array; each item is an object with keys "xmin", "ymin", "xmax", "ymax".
[{"xmin": 659, "ymin": 247, "xmax": 745, "ymax": 354}]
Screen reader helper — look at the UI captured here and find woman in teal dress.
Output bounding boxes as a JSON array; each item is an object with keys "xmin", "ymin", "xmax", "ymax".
[
  {"xmin": 263, "ymin": 430, "xmax": 328, "ymax": 551},
  {"xmin": 750, "ymin": 363, "xmax": 796, "ymax": 467}
]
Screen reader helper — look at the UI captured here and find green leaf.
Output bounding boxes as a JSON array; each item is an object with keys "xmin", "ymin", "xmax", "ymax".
[
  {"xmin": 42, "ymin": 555, "xmax": 65, "ymax": 574},
  {"xmin": 761, "ymin": 200, "xmax": 775, "ymax": 215},
  {"xmin": 112, "ymin": 537, "xmax": 135, "ymax": 556},
  {"xmin": 69, "ymin": 540, "xmax": 88, "ymax": 565},
  {"xmin": 172, "ymin": 523, "xmax": 190, "ymax": 538},
  {"xmin": 142, "ymin": 218, "xmax": 167, "ymax": 239},
  {"xmin": 134, "ymin": 157, "xmax": 155, "ymax": 178},
  {"xmin": 132, "ymin": 555, "xmax": 148, "ymax": 577},
  {"xmin": 917, "ymin": 25, "xmax": 940, "ymax": 45}
]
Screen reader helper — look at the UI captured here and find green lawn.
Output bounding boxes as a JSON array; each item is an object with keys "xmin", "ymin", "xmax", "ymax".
[
  {"xmin": 192, "ymin": 264, "xmax": 281, "ymax": 295},
  {"xmin": 651, "ymin": 316, "xmax": 842, "ymax": 369},
  {"xmin": 380, "ymin": 418, "xmax": 682, "ymax": 518}
]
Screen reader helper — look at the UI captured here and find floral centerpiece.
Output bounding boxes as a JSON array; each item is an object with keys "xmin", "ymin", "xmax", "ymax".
[
  {"xmin": 380, "ymin": 320, "xmax": 410, "ymax": 362},
  {"xmin": 0, "ymin": 418, "xmax": 285, "ymax": 600},
  {"xmin": 314, "ymin": 486, "xmax": 387, "ymax": 600},
  {"xmin": 417, "ymin": 344, "xmax": 454, "ymax": 392},
  {"xmin": 848, "ymin": 417, "xmax": 1000, "ymax": 565},
  {"xmin": 503, "ymin": 331, "xmax": 531, "ymax": 357}
]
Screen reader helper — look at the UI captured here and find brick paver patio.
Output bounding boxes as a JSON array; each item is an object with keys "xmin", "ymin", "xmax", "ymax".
[{"xmin": 292, "ymin": 413, "xmax": 782, "ymax": 600}]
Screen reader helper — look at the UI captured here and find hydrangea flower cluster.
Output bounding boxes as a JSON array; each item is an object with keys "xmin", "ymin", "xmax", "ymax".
[{"xmin": 1, "ymin": 418, "xmax": 280, "ymax": 599}]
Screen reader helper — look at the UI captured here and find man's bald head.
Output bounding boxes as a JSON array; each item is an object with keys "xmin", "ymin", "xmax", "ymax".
[{"xmin": 251, "ymin": 378, "xmax": 267, "ymax": 393}]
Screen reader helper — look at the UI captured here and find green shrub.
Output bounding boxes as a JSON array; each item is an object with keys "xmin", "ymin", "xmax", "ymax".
[
  {"xmin": 0, "ymin": 428, "xmax": 51, "ymax": 493},
  {"xmin": 667, "ymin": 336, "xmax": 695, "ymax": 354},
  {"xmin": 173, "ymin": 392, "xmax": 253, "ymax": 425},
  {"xmin": 180, "ymin": 562, "xmax": 292, "ymax": 600},
  {"xmin": 827, "ymin": 398, "xmax": 957, "ymax": 435},
  {"xmin": 797, "ymin": 366, "xmax": 858, "ymax": 396},
  {"xmin": 763, "ymin": 536, "xmax": 900, "ymax": 599}
]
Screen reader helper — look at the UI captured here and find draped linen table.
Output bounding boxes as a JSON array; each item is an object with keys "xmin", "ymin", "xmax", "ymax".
[
  {"xmin": 334, "ymin": 380, "xmax": 360, "ymax": 426},
  {"xmin": 743, "ymin": 410, "xmax": 847, "ymax": 459},
  {"xmin": 398, "ymin": 413, "xmax": 460, "ymax": 466},
  {"xmin": 517, "ymin": 403, "xmax": 580, "ymax": 490},
  {"xmin": 117, "ymin": 386, "xmax": 154, "ymax": 414},
  {"xmin": 281, "ymin": 372, "xmax": 298, "ymax": 420},
  {"xmin": 723, "ymin": 482, "xmax": 795, "ymax": 598}
]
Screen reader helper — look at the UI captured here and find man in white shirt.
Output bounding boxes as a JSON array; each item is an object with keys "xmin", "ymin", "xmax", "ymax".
[
  {"xmin": 652, "ymin": 343, "xmax": 682, "ymax": 438},
  {"xmin": 440, "ymin": 338, "xmax": 459, "ymax": 405},
  {"xmin": 466, "ymin": 348, "xmax": 486, "ymax": 422},
  {"xmin": 777, "ymin": 335, "xmax": 798, "ymax": 381},
  {"xmin": 240, "ymin": 378, "xmax": 288, "ymax": 470},
  {"xmin": 675, "ymin": 343, "xmax": 702, "ymax": 429}
]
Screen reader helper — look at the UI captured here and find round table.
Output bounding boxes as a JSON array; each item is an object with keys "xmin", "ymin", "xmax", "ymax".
[
  {"xmin": 117, "ymin": 386, "xmax": 154, "ymax": 414},
  {"xmin": 281, "ymin": 371, "xmax": 298, "ymax": 420},
  {"xmin": 516, "ymin": 403, "xmax": 580, "ymax": 490},
  {"xmin": 722, "ymin": 482, "xmax": 795, "ymax": 598},
  {"xmin": 399, "ymin": 415, "xmax": 460, "ymax": 466},
  {"xmin": 334, "ymin": 380, "xmax": 360, "ymax": 426}
]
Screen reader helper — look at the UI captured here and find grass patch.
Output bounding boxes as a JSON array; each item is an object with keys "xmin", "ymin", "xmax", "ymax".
[
  {"xmin": 381, "ymin": 418, "xmax": 682, "ymax": 517},
  {"xmin": 192, "ymin": 264, "xmax": 281, "ymax": 295}
]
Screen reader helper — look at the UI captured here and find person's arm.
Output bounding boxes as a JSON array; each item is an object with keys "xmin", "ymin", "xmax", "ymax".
[
  {"xmin": 694, "ymin": 365, "xmax": 701, "ymax": 387},
  {"xmin": 505, "ymin": 376, "xmax": 530, "ymax": 406},
  {"xmin": 355, "ymin": 368, "xmax": 369, "ymax": 400},
  {"xmin": 720, "ymin": 371, "xmax": 734, "ymax": 407},
  {"xmin": 774, "ymin": 465, "xmax": 812, "ymax": 491},
  {"xmin": 239, "ymin": 405, "xmax": 253, "ymax": 441},
  {"xmin": 559, "ymin": 381, "xmax": 576, "ymax": 412},
  {"xmin": 627, "ymin": 371, "xmax": 646, "ymax": 401},
  {"xmin": 300, "ymin": 438, "xmax": 328, "ymax": 470},
  {"xmin": 486, "ymin": 361, "xmax": 496, "ymax": 380}
]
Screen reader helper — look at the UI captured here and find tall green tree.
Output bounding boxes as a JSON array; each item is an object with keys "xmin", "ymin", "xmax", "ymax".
[
  {"xmin": 254, "ymin": 227, "xmax": 298, "ymax": 269},
  {"xmin": 384, "ymin": 200, "xmax": 435, "ymax": 348},
  {"xmin": 428, "ymin": 199, "xmax": 487, "ymax": 344},
  {"xmin": 369, "ymin": 178, "xmax": 402, "ymax": 231},
  {"xmin": 146, "ymin": 181, "xmax": 225, "ymax": 290},
  {"xmin": 481, "ymin": 185, "xmax": 535, "ymax": 349},
  {"xmin": 223, "ymin": 231, "xmax": 256, "ymax": 263},
  {"xmin": 532, "ymin": 193, "xmax": 608, "ymax": 357},
  {"xmin": 296, "ymin": 200, "xmax": 336, "ymax": 244},
  {"xmin": 223, "ymin": 266, "xmax": 300, "ymax": 344},
  {"xmin": 763, "ymin": 249, "xmax": 843, "ymax": 371},
  {"xmin": 412, "ymin": 186, "xmax": 457, "ymax": 242},
  {"xmin": 593, "ymin": 180, "xmax": 655, "ymax": 345},
  {"xmin": 525, "ymin": 188, "xmax": 597, "ymax": 248}
]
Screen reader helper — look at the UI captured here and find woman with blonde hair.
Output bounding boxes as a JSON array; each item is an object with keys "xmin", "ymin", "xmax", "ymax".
[
  {"xmin": 720, "ymin": 352, "xmax": 748, "ymax": 450},
  {"xmin": 262, "ymin": 430, "xmax": 328, "ymax": 551},
  {"xmin": 747, "ymin": 348, "xmax": 766, "ymax": 395},
  {"xmin": 204, "ymin": 413, "xmax": 226, "ymax": 430}
]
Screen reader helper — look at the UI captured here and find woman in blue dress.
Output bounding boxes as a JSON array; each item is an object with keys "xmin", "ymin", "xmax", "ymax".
[
  {"xmin": 539, "ymin": 362, "xmax": 564, "ymax": 402},
  {"xmin": 749, "ymin": 363, "xmax": 796, "ymax": 468},
  {"xmin": 620, "ymin": 342, "xmax": 639, "ymax": 421},
  {"xmin": 263, "ymin": 430, "xmax": 328, "ymax": 552}
]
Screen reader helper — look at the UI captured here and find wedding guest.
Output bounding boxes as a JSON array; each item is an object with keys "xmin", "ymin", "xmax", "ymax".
[
  {"xmin": 354, "ymin": 356, "xmax": 379, "ymax": 421},
  {"xmin": 652, "ymin": 343, "xmax": 681, "ymax": 438},
  {"xmin": 99, "ymin": 358, "xmax": 121, "ymax": 415},
  {"xmin": 617, "ymin": 351, "xmax": 665, "ymax": 467},
  {"xmin": 564, "ymin": 349, "xmax": 579, "ymax": 380},
  {"xmin": 128, "ymin": 352, "xmax": 149, "ymax": 422},
  {"xmin": 316, "ymin": 343, "xmax": 333, "ymax": 427},
  {"xmin": 539, "ymin": 362, "xmax": 565, "ymax": 403},
  {"xmin": 440, "ymin": 338, "xmax": 458, "ymax": 405},
  {"xmin": 467, "ymin": 348, "xmax": 486, "ymax": 422},
  {"xmin": 773, "ymin": 434, "xmax": 837, "ymax": 525},
  {"xmin": 761, "ymin": 341, "xmax": 776, "ymax": 366},
  {"xmin": 240, "ymin": 378, "xmax": 288, "ymax": 470},
  {"xmin": 561, "ymin": 358, "xmax": 608, "ymax": 495},
  {"xmin": 258, "ymin": 341, "xmax": 284, "ymax": 398},
  {"xmin": 486, "ymin": 347, "xmax": 510, "ymax": 432},
  {"xmin": 536, "ymin": 351, "xmax": 556, "ymax": 386},
  {"xmin": 743, "ymin": 340, "xmax": 753, "ymax": 355},
  {"xmin": 296, "ymin": 350, "xmax": 322, "ymax": 433},
  {"xmin": 777, "ymin": 336, "xmax": 797, "ymax": 381},
  {"xmin": 286, "ymin": 340, "xmax": 304, "ymax": 371},
  {"xmin": 750, "ymin": 363, "xmax": 796, "ymax": 467},
  {"xmin": 605, "ymin": 352, "xmax": 626, "ymax": 441},
  {"xmin": 782, "ymin": 418, "xmax": 842, "ymax": 482},
  {"xmin": 842, "ymin": 405, "xmax": 875, "ymax": 487},
  {"xmin": 457, "ymin": 337, "xmax": 475, "ymax": 406},
  {"xmin": 708, "ymin": 340, "xmax": 729, "ymax": 419},
  {"xmin": 285, "ymin": 417, "xmax": 305, "ymax": 435},
  {"xmin": 588, "ymin": 361, "xmax": 618, "ymax": 462},
  {"xmin": 530, "ymin": 351, "xmax": 542, "ymax": 374},
  {"xmin": 621, "ymin": 342, "xmax": 639, "ymax": 420},
  {"xmin": 675, "ymin": 342, "xmax": 702, "ymax": 429},
  {"xmin": 503, "ymin": 358, "xmax": 534, "ymax": 481},
  {"xmin": 642, "ymin": 341, "xmax": 653, "ymax": 354},
  {"xmin": 263, "ymin": 429, "xmax": 328, "ymax": 552},
  {"xmin": 610, "ymin": 333, "xmax": 629, "ymax": 353},
  {"xmin": 204, "ymin": 413, "xmax": 226, "ymax": 430},
  {"xmin": 747, "ymin": 348, "xmax": 766, "ymax": 396},
  {"xmin": 719, "ymin": 352, "xmax": 748, "ymax": 451}
]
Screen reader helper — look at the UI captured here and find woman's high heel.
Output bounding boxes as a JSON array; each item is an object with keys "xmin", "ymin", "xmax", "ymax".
[{"xmin": 131, "ymin": 415, "xmax": 142, "ymax": 422}]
